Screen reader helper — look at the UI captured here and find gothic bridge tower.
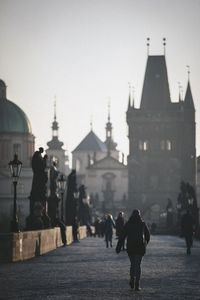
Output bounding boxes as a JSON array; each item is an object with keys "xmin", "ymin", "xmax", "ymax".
[{"xmin": 127, "ymin": 44, "xmax": 196, "ymax": 222}]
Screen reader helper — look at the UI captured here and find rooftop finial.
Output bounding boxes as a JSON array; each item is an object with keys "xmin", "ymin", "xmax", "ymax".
[
  {"xmin": 90, "ymin": 115, "xmax": 93, "ymax": 131},
  {"xmin": 186, "ymin": 65, "xmax": 190, "ymax": 81},
  {"xmin": 108, "ymin": 97, "xmax": 111, "ymax": 122},
  {"xmin": 54, "ymin": 96, "xmax": 57, "ymax": 121},
  {"xmin": 146, "ymin": 37, "xmax": 150, "ymax": 56},
  {"xmin": 163, "ymin": 37, "xmax": 166, "ymax": 55}
]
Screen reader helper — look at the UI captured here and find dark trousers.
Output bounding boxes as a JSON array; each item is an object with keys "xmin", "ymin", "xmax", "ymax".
[
  {"xmin": 129, "ymin": 255, "xmax": 143, "ymax": 281},
  {"xmin": 185, "ymin": 233, "xmax": 193, "ymax": 249}
]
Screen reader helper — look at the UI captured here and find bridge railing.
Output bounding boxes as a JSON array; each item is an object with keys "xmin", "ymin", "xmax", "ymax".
[{"xmin": 0, "ymin": 225, "xmax": 88, "ymax": 263}]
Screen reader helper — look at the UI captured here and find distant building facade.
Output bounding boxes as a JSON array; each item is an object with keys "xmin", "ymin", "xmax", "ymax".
[
  {"xmin": 72, "ymin": 112, "xmax": 127, "ymax": 216},
  {"xmin": 0, "ymin": 79, "xmax": 35, "ymax": 232},
  {"xmin": 46, "ymin": 103, "xmax": 70, "ymax": 175},
  {"xmin": 127, "ymin": 54, "xmax": 196, "ymax": 223}
]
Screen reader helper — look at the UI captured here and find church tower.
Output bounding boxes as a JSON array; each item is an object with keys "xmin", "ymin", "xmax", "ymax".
[
  {"xmin": 127, "ymin": 43, "xmax": 196, "ymax": 222},
  {"xmin": 104, "ymin": 102, "xmax": 119, "ymax": 159},
  {"xmin": 46, "ymin": 102, "xmax": 69, "ymax": 175}
]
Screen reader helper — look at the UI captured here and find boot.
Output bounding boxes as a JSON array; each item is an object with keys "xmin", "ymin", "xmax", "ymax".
[
  {"xmin": 135, "ymin": 280, "xmax": 142, "ymax": 291},
  {"xmin": 129, "ymin": 278, "xmax": 135, "ymax": 289},
  {"xmin": 187, "ymin": 247, "xmax": 191, "ymax": 255}
]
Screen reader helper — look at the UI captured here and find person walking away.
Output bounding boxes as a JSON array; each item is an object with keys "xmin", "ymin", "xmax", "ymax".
[
  {"xmin": 72, "ymin": 216, "xmax": 80, "ymax": 242},
  {"xmin": 116, "ymin": 211, "xmax": 125, "ymax": 250},
  {"xmin": 116, "ymin": 209, "xmax": 150, "ymax": 291},
  {"xmin": 104, "ymin": 214, "xmax": 116, "ymax": 248},
  {"xmin": 181, "ymin": 210, "xmax": 195, "ymax": 255}
]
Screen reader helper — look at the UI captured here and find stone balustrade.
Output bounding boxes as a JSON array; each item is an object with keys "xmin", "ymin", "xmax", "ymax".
[{"xmin": 0, "ymin": 225, "xmax": 88, "ymax": 263}]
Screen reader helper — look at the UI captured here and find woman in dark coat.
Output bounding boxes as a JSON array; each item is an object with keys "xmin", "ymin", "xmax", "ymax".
[{"xmin": 116, "ymin": 209, "xmax": 150, "ymax": 291}]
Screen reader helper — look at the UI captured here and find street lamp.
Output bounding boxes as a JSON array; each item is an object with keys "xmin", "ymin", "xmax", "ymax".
[
  {"xmin": 58, "ymin": 174, "xmax": 66, "ymax": 222},
  {"xmin": 8, "ymin": 154, "xmax": 22, "ymax": 232}
]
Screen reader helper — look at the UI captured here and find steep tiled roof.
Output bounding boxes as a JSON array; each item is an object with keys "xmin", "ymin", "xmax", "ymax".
[{"xmin": 72, "ymin": 130, "xmax": 107, "ymax": 152}]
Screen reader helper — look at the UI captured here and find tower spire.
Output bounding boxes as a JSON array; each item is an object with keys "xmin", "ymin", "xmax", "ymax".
[{"xmin": 178, "ymin": 82, "xmax": 182, "ymax": 102}]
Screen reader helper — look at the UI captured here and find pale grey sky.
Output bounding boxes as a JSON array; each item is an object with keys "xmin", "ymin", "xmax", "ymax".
[{"xmin": 0, "ymin": 0, "xmax": 200, "ymax": 163}]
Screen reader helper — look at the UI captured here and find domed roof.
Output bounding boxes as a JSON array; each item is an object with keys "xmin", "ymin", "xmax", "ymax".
[{"xmin": 0, "ymin": 80, "xmax": 32, "ymax": 134}]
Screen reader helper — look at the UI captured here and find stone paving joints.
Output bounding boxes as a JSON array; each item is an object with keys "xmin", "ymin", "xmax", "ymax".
[{"xmin": 0, "ymin": 235, "xmax": 200, "ymax": 300}]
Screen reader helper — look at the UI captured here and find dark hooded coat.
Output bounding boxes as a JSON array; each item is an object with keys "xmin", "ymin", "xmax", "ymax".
[{"xmin": 116, "ymin": 215, "xmax": 150, "ymax": 256}]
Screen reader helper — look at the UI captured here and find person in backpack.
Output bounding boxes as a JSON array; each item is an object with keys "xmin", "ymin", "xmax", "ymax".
[{"xmin": 116, "ymin": 209, "xmax": 150, "ymax": 291}]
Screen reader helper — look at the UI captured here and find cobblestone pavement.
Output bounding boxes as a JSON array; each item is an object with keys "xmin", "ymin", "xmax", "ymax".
[{"xmin": 0, "ymin": 235, "xmax": 200, "ymax": 300}]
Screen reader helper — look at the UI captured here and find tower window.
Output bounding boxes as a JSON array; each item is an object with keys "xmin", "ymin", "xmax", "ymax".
[
  {"xmin": 160, "ymin": 140, "xmax": 172, "ymax": 151},
  {"xmin": 143, "ymin": 141, "xmax": 148, "ymax": 151},
  {"xmin": 166, "ymin": 140, "xmax": 171, "ymax": 151},
  {"xmin": 138, "ymin": 140, "xmax": 149, "ymax": 151}
]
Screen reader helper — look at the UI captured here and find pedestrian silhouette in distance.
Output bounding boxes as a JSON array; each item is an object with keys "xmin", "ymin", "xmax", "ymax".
[
  {"xmin": 104, "ymin": 214, "xmax": 116, "ymax": 248},
  {"xmin": 116, "ymin": 209, "xmax": 150, "ymax": 291},
  {"xmin": 181, "ymin": 210, "xmax": 196, "ymax": 255},
  {"xmin": 116, "ymin": 211, "xmax": 125, "ymax": 250}
]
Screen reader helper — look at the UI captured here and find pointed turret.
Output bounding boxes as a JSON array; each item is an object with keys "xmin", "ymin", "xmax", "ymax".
[
  {"xmin": 184, "ymin": 81, "xmax": 195, "ymax": 110},
  {"xmin": 127, "ymin": 90, "xmax": 131, "ymax": 110},
  {"xmin": 105, "ymin": 102, "xmax": 117, "ymax": 155},
  {"xmin": 140, "ymin": 55, "xmax": 171, "ymax": 110},
  {"xmin": 47, "ymin": 101, "xmax": 63, "ymax": 149}
]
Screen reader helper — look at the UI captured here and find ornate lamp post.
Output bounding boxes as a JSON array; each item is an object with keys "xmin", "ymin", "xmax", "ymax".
[
  {"xmin": 8, "ymin": 154, "xmax": 22, "ymax": 232},
  {"xmin": 58, "ymin": 174, "xmax": 66, "ymax": 222}
]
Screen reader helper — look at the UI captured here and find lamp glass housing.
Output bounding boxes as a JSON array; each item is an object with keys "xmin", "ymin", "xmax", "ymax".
[{"xmin": 9, "ymin": 154, "xmax": 22, "ymax": 183}]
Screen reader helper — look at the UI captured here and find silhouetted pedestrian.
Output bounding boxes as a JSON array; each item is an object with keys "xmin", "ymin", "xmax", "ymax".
[
  {"xmin": 181, "ymin": 210, "xmax": 195, "ymax": 255},
  {"xmin": 104, "ymin": 214, "xmax": 115, "ymax": 248},
  {"xmin": 116, "ymin": 209, "xmax": 150, "ymax": 291},
  {"xmin": 72, "ymin": 216, "xmax": 80, "ymax": 242},
  {"xmin": 116, "ymin": 211, "xmax": 125, "ymax": 250},
  {"xmin": 55, "ymin": 218, "xmax": 66, "ymax": 247}
]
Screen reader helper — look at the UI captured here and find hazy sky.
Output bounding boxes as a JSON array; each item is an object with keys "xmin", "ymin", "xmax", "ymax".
[{"xmin": 0, "ymin": 0, "xmax": 200, "ymax": 164}]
